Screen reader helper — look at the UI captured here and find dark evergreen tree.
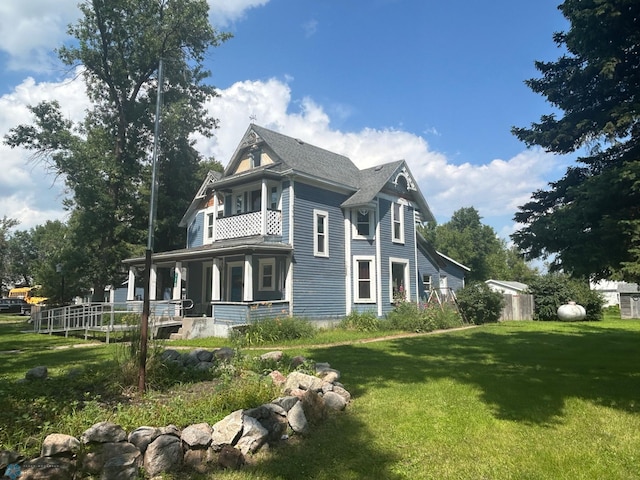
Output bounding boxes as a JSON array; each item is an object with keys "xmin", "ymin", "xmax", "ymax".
[{"xmin": 512, "ymin": 0, "xmax": 640, "ymax": 281}]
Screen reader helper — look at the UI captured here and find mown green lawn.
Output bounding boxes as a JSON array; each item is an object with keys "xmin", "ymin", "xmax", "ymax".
[
  {"xmin": 0, "ymin": 316, "xmax": 112, "ymax": 380},
  {"xmin": 215, "ymin": 319, "xmax": 640, "ymax": 480},
  {"xmin": 1, "ymin": 315, "xmax": 639, "ymax": 479}
]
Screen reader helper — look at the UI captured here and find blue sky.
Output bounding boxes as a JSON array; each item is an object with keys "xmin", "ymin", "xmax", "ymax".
[
  {"xmin": 212, "ymin": 0, "xmax": 566, "ymax": 163},
  {"xmin": 0, "ymin": 0, "xmax": 572, "ymax": 244}
]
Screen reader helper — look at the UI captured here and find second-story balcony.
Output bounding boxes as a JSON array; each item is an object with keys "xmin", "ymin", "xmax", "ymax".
[{"xmin": 214, "ymin": 209, "xmax": 282, "ymax": 241}]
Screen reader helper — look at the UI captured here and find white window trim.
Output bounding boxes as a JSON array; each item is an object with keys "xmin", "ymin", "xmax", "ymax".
[
  {"xmin": 203, "ymin": 203, "xmax": 216, "ymax": 244},
  {"xmin": 440, "ymin": 274, "xmax": 448, "ymax": 291},
  {"xmin": 354, "ymin": 255, "xmax": 376, "ymax": 303},
  {"xmin": 423, "ymin": 274, "xmax": 432, "ymax": 293},
  {"xmin": 313, "ymin": 209, "xmax": 329, "ymax": 257},
  {"xmin": 389, "ymin": 257, "xmax": 410, "ymax": 303},
  {"xmin": 352, "ymin": 208, "xmax": 374, "ymax": 240},
  {"xmin": 206, "ymin": 212, "xmax": 214, "ymax": 240},
  {"xmin": 258, "ymin": 258, "xmax": 276, "ymax": 291},
  {"xmin": 392, "ymin": 202, "xmax": 405, "ymax": 244}
]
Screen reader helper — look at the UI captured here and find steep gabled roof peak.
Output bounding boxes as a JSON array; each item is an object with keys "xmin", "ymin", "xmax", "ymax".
[
  {"xmin": 220, "ymin": 124, "xmax": 435, "ymax": 220},
  {"xmin": 220, "ymin": 124, "xmax": 361, "ymax": 188}
]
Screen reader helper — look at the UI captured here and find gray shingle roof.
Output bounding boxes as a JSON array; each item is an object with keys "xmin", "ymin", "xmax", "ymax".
[
  {"xmin": 341, "ymin": 160, "xmax": 405, "ymax": 207},
  {"xmin": 340, "ymin": 159, "xmax": 434, "ymax": 222},
  {"xmin": 123, "ymin": 236, "xmax": 292, "ymax": 265},
  {"xmin": 251, "ymin": 124, "xmax": 361, "ymax": 188},
  {"xmin": 210, "ymin": 124, "xmax": 436, "ymax": 223},
  {"xmin": 249, "ymin": 125, "xmax": 435, "ymax": 221}
]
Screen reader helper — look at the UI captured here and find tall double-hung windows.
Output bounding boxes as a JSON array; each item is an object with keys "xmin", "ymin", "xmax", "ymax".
[
  {"xmin": 392, "ymin": 202, "xmax": 404, "ymax": 243},
  {"xmin": 206, "ymin": 212, "xmax": 214, "ymax": 240},
  {"xmin": 314, "ymin": 209, "xmax": 329, "ymax": 257},
  {"xmin": 258, "ymin": 258, "xmax": 276, "ymax": 291},
  {"xmin": 423, "ymin": 274, "xmax": 432, "ymax": 295},
  {"xmin": 354, "ymin": 256, "xmax": 376, "ymax": 303},
  {"xmin": 390, "ymin": 258, "xmax": 410, "ymax": 303}
]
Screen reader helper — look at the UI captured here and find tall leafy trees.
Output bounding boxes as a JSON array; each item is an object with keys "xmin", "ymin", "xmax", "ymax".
[
  {"xmin": 2, "ymin": 221, "xmax": 89, "ymax": 302},
  {"xmin": 5, "ymin": 230, "xmax": 38, "ymax": 288},
  {"xmin": 5, "ymin": 0, "xmax": 230, "ymax": 296},
  {"xmin": 435, "ymin": 207, "xmax": 501, "ymax": 282},
  {"xmin": 511, "ymin": 0, "xmax": 640, "ymax": 281},
  {"xmin": 29, "ymin": 221, "xmax": 77, "ymax": 303},
  {"xmin": 0, "ymin": 216, "xmax": 19, "ymax": 292},
  {"xmin": 486, "ymin": 245, "xmax": 540, "ymax": 284},
  {"xmin": 422, "ymin": 207, "xmax": 537, "ymax": 283}
]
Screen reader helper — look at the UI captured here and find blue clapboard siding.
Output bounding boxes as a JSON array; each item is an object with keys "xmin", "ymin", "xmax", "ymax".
[
  {"xmin": 188, "ymin": 211, "xmax": 204, "ymax": 248},
  {"xmin": 292, "ymin": 182, "xmax": 348, "ymax": 319},
  {"xmin": 416, "ymin": 245, "xmax": 441, "ymax": 300},
  {"xmin": 378, "ymin": 198, "xmax": 418, "ymax": 316},
  {"xmin": 351, "ymin": 236, "xmax": 376, "ymax": 256},
  {"xmin": 403, "ymin": 205, "xmax": 418, "ymax": 301},
  {"xmin": 351, "ymin": 304, "xmax": 379, "ymax": 315},
  {"xmin": 281, "ymin": 180, "xmax": 291, "ymax": 243},
  {"xmin": 209, "ymin": 301, "xmax": 291, "ymax": 325},
  {"xmin": 441, "ymin": 261, "xmax": 466, "ymax": 291},
  {"xmin": 112, "ymin": 284, "xmax": 144, "ymax": 304},
  {"xmin": 248, "ymin": 301, "xmax": 290, "ymax": 321},
  {"xmin": 211, "ymin": 303, "xmax": 249, "ymax": 324}
]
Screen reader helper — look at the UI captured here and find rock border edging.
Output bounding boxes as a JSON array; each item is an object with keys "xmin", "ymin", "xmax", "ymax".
[{"xmin": 1, "ymin": 350, "xmax": 351, "ymax": 479}]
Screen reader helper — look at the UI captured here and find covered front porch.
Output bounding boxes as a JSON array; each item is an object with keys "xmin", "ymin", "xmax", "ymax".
[{"xmin": 123, "ymin": 237, "xmax": 293, "ymax": 336}]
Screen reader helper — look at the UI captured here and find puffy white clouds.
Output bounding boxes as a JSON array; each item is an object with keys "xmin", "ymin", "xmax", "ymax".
[
  {"xmin": 1, "ymin": 73, "xmax": 563, "ymax": 239},
  {"xmin": 207, "ymin": 0, "xmax": 271, "ymax": 27},
  {"xmin": 426, "ymin": 150, "xmax": 560, "ymax": 218},
  {"xmin": 0, "ymin": 0, "xmax": 80, "ymax": 71},
  {"xmin": 1, "ymin": 74, "xmax": 89, "ymax": 123},
  {"xmin": 0, "ymin": 0, "xmax": 569, "ymax": 248},
  {"xmin": 0, "ymin": 1, "xmax": 272, "ymax": 71},
  {"xmin": 198, "ymin": 78, "xmax": 563, "ymax": 232},
  {"xmin": 194, "ymin": 78, "xmax": 296, "ymax": 162},
  {"xmin": 0, "ymin": 72, "xmax": 87, "ymax": 230}
]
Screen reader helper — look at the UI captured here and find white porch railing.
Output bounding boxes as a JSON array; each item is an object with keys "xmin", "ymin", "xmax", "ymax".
[
  {"xmin": 31, "ymin": 300, "xmax": 186, "ymax": 343},
  {"xmin": 216, "ymin": 210, "xmax": 281, "ymax": 240}
]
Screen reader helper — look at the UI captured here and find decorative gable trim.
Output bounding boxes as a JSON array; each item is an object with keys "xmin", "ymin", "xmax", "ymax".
[
  {"xmin": 196, "ymin": 170, "xmax": 221, "ymax": 198},
  {"xmin": 179, "ymin": 170, "xmax": 222, "ymax": 228},
  {"xmin": 240, "ymin": 129, "xmax": 263, "ymax": 149},
  {"xmin": 224, "ymin": 125, "xmax": 272, "ymax": 177},
  {"xmin": 393, "ymin": 166, "xmax": 417, "ymax": 191}
]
